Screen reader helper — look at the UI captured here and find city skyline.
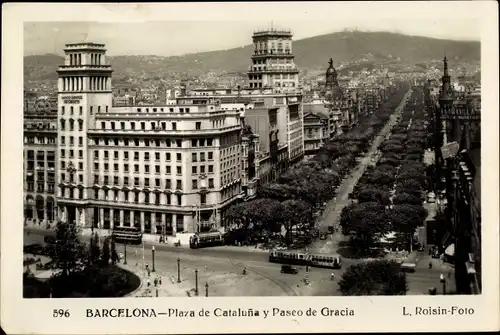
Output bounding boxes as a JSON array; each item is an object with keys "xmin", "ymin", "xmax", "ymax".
[{"xmin": 25, "ymin": 19, "xmax": 481, "ymax": 57}]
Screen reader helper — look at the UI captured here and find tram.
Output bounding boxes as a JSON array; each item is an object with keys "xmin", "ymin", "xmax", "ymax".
[
  {"xmin": 269, "ymin": 250, "xmax": 342, "ymax": 269},
  {"xmin": 189, "ymin": 232, "xmax": 224, "ymax": 249}
]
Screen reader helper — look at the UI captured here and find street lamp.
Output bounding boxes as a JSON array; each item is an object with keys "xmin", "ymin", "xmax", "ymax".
[
  {"xmin": 177, "ymin": 257, "xmax": 181, "ymax": 283},
  {"xmin": 123, "ymin": 240, "xmax": 128, "ymax": 265},
  {"xmin": 151, "ymin": 246, "xmax": 156, "ymax": 272},
  {"xmin": 440, "ymin": 273, "xmax": 446, "ymax": 295},
  {"xmin": 195, "ymin": 269, "xmax": 199, "ymax": 296},
  {"xmin": 205, "ymin": 282, "xmax": 209, "ymax": 297}
]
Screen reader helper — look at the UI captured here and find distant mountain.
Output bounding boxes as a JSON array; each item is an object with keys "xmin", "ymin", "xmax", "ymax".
[{"xmin": 24, "ymin": 31, "xmax": 480, "ymax": 83}]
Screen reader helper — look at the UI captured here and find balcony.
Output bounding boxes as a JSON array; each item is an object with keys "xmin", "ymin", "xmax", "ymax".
[{"xmin": 248, "ymin": 66, "xmax": 299, "ymax": 74}]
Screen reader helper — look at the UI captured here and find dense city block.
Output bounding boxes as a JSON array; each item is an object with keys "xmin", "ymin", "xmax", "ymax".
[{"xmin": 23, "ymin": 27, "xmax": 481, "ymax": 298}]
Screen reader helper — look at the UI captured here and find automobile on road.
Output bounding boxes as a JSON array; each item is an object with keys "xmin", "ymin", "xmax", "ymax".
[{"xmin": 281, "ymin": 265, "xmax": 299, "ymax": 275}]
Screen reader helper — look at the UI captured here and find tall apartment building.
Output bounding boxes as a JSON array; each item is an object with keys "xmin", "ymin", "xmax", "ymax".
[
  {"xmin": 50, "ymin": 42, "xmax": 242, "ymax": 235},
  {"xmin": 182, "ymin": 28, "xmax": 304, "ymax": 173},
  {"xmin": 248, "ymin": 29, "xmax": 299, "ymax": 92},
  {"xmin": 24, "ymin": 95, "xmax": 58, "ymax": 227}
]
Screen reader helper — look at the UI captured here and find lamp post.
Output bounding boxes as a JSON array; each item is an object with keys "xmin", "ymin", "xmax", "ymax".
[
  {"xmin": 177, "ymin": 257, "xmax": 181, "ymax": 283},
  {"xmin": 440, "ymin": 273, "xmax": 446, "ymax": 295},
  {"xmin": 151, "ymin": 246, "xmax": 156, "ymax": 272},
  {"xmin": 123, "ymin": 240, "xmax": 127, "ymax": 265},
  {"xmin": 205, "ymin": 282, "xmax": 209, "ymax": 297},
  {"xmin": 195, "ymin": 269, "xmax": 199, "ymax": 296}
]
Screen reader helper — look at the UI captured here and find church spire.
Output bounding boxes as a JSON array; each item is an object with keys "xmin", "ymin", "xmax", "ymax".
[
  {"xmin": 443, "ymin": 53, "xmax": 449, "ymax": 77},
  {"xmin": 440, "ymin": 54, "xmax": 453, "ymax": 102}
]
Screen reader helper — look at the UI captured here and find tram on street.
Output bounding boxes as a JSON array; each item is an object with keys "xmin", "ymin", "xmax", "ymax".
[
  {"xmin": 112, "ymin": 226, "xmax": 143, "ymax": 244},
  {"xmin": 189, "ymin": 232, "xmax": 224, "ymax": 249},
  {"xmin": 269, "ymin": 250, "xmax": 342, "ymax": 269}
]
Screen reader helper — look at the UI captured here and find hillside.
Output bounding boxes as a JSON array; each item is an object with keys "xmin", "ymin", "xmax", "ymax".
[{"xmin": 24, "ymin": 31, "xmax": 480, "ymax": 83}]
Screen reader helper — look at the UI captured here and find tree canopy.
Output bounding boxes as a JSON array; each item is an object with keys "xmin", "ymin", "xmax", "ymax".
[
  {"xmin": 338, "ymin": 260, "xmax": 408, "ymax": 296},
  {"xmin": 47, "ymin": 221, "xmax": 87, "ymax": 277}
]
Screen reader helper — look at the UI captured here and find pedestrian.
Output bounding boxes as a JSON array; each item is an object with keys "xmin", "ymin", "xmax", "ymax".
[
  {"xmin": 147, "ymin": 278, "xmax": 151, "ymax": 287},
  {"xmin": 154, "ymin": 278, "xmax": 158, "ymax": 287},
  {"xmin": 428, "ymin": 261, "xmax": 433, "ymax": 269},
  {"xmin": 330, "ymin": 272, "xmax": 335, "ymax": 281}
]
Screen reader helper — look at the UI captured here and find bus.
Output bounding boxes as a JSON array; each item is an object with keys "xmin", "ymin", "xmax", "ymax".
[
  {"xmin": 189, "ymin": 232, "xmax": 224, "ymax": 249},
  {"xmin": 112, "ymin": 226, "xmax": 143, "ymax": 244},
  {"xmin": 269, "ymin": 250, "xmax": 342, "ymax": 269}
]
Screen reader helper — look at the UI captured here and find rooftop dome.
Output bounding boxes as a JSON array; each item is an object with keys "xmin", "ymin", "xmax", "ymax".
[{"xmin": 326, "ymin": 58, "xmax": 337, "ymax": 75}]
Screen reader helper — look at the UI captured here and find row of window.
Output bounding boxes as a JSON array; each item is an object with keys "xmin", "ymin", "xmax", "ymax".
[
  {"xmin": 93, "ymin": 150, "xmax": 214, "ymax": 162},
  {"xmin": 133, "ymin": 107, "xmax": 191, "ymax": 113},
  {"xmin": 91, "ymin": 162, "xmax": 215, "ymax": 175},
  {"xmin": 92, "ymin": 175, "xmax": 215, "ymax": 190},
  {"xmin": 26, "ymin": 150, "xmax": 56, "ymax": 160},
  {"xmin": 25, "ymin": 137, "xmax": 57, "ymax": 145},
  {"xmin": 26, "ymin": 182, "xmax": 55, "ymax": 193},
  {"xmin": 99, "ymin": 120, "xmax": 202, "ymax": 131},
  {"xmin": 60, "ymin": 149, "xmax": 83, "ymax": 159},
  {"xmin": 91, "ymin": 137, "xmax": 186, "ymax": 148},
  {"xmin": 60, "ymin": 136, "xmax": 84, "ymax": 146},
  {"xmin": 60, "ymin": 119, "xmax": 83, "ymax": 131}
]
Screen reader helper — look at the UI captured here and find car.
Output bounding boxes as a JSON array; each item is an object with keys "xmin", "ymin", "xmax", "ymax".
[
  {"xmin": 280, "ymin": 265, "xmax": 299, "ymax": 275},
  {"xmin": 44, "ymin": 236, "xmax": 56, "ymax": 244},
  {"xmin": 23, "ymin": 243, "xmax": 44, "ymax": 255}
]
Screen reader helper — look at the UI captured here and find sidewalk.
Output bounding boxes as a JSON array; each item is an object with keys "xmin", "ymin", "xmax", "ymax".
[
  {"xmin": 115, "ymin": 251, "xmax": 291, "ymax": 297},
  {"xmin": 25, "ymin": 225, "xmax": 270, "ymax": 254}
]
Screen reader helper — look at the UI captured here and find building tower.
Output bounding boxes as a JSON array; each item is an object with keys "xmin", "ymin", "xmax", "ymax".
[
  {"xmin": 439, "ymin": 55, "xmax": 454, "ymax": 145},
  {"xmin": 247, "ymin": 28, "xmax": 299, "ymax": 92},
  {"xmin": 325, "ymin": 58, "xmax": 339, "ymax": 92},
  {"xmin": 56, "ymin": 43, "xmax": 113, "ymax": 227}
]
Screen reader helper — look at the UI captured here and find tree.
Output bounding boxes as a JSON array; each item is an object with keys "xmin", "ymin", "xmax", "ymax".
[
  {"xmin": 340, "ymin": 202, "xmax": 391, "ymax": 254},
  {"xmin": 101, "ymin": 236, "xmax": 111, "ymax": 266},
  {"xmin": 281, "ymin": 199, "xmax": 311, "ymax": 245},
  {"xmin": 338, "ymin": 260, "xmax": 408, "ymax": 296},
  {"xmin": 357, "ymin": 185, "xmax": 391, "ymax": 205},
  {"xmin": 390, "ymin": 204, "xmax": 428, "ymax": 250},
  {"xmin": 110, "ymin": 236, "xmax": 118, "ymax": 265},
  {"xmin": 90, "ymin": 232, "xmax": 101, "ymax": 265},
  {"xmin": 392, "ymin": 192, "xmax": 422, "ymax": 205},
  {"xmin": 47, "ymin": 221, "xmax": 87, "ymax": 277},
  {"xmin": 225, "ymin": 202, "xmax": 249, "ymax": 228}
]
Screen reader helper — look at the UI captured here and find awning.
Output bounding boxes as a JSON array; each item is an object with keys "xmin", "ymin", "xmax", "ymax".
[
  {"xmin": 445, "ymin": 243, "xmax": 455, "ymax": 257},
  {"xmin": 465, "ymin": 261, "xmax": 476, "ymax": 274},
  {"xmin": 441, "ymin": 232, "xmax": 452, "ymax": 246}
]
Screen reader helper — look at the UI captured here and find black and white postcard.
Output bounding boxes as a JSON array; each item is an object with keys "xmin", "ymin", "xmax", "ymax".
[{"xmin": 1, "ymin": 1, "xmax": 499, "ymax": 334}]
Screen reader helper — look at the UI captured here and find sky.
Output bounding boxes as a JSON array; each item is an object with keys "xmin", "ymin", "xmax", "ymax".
[{"xmin": 22, "ymin": 3, "xmax": 482, "ymax": 57}]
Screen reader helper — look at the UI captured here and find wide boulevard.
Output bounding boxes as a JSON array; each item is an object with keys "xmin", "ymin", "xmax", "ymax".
[{"xmin": 24, "ymin": 89, "xmax": 452, "ymax": 296}]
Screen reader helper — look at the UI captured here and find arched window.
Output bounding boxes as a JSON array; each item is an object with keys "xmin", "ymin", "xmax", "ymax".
[
  {"xmin": 35, "ymin": 195, "xmax": 45, "ymax": 221},
  {"xmin": 46, "ymin": 197, "xmax": 55, "ymax": 221},
  {"xmin": 25, "ymin": 195, "xmax": 34, "ymax": 219},
  {"xmin": 69, "ymin": 119, "xmax": 75, "ymax": 131},
  {"xmin": 59, "ymin": 119, "xmax": 66, "ymax": 130},
  {"xmin": 78, "ymin": 119, "xmax": 84, "ymax": 131}
]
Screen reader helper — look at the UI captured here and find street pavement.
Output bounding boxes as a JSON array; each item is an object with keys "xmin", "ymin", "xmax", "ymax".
[
  {"xmin": 311, "ymin": 89, "xmax": 413, "ymax": 255},
  {"xmin": 24, "ymin": 228, "xmax": 344, "ymax": 296}
]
